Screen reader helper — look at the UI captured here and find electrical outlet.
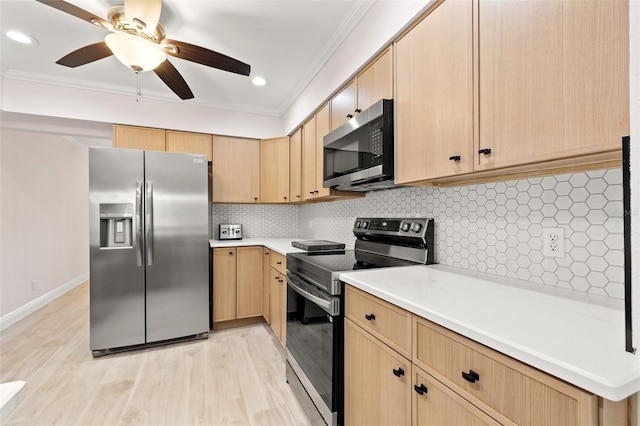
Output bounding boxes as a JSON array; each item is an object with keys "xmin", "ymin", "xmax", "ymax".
[
  {"xmin": 31, "ymin": 280, "xmax": 36, "ymax": 292},
  {"xmin": 543, "ymin": 227, "xmax": 565, "ymax": 258}
]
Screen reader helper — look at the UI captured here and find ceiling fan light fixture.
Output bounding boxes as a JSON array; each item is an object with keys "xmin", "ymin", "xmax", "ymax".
[
  {"xmin": 105, "ymin": 32, "xmax": 166, "ymax": 72},
  {"xmin": 6, "ymin": 30, "xmax": 38, "ymax": 45}
]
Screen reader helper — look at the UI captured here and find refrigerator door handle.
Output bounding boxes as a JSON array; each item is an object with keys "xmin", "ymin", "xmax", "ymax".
[
  {"xmin": 145, "ymin": 181, "xmax": 154, "ymax": 266},
  {"xmin": 135, "ymin": 181, "xmax": 143, "ymax": 266}
]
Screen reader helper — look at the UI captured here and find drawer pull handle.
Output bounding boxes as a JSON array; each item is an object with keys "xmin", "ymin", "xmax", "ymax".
[
  {"xmin": 461, "ymin": 370, "xmax": 480, "ymax": 383},
  {"xmin": 449, "ymin": 155, "xmax": 461, "ymax": 161},
  {"xmin": 478, "ymin": 148, "xmax": 492, "ymax": 155},
  {"xmin": 365, "ymin": 313, "xmax": 376, "ymax": 321},
  {"xmin": 277, "ymin": 261, "xmax": 282, "ymax": 265},
  {"xmin": 392, "ymin": 368, "xmax": 405, "ymax": 377},
  {"xmin": 414, "ymin": 384, "xmax": 428, "ymax": 395}
]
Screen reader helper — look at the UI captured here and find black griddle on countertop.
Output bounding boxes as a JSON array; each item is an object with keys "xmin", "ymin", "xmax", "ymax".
[{"xmin": 291, "ymin": 240, "xmax": 346, "ymax": 251}]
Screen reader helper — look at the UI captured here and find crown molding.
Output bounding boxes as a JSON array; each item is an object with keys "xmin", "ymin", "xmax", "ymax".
[
  {"xmin": 3, "ymin": 69, "xmax": 283, "ymax": 117},
  {"xmin": 275, "ymin": 0, "xmax": 375, "ymax": 115}
]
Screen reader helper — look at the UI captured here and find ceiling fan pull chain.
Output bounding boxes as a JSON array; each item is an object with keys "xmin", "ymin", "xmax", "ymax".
[{"xmin": 136, "ymin": 71, "xmax": 142, "ymax": 102}]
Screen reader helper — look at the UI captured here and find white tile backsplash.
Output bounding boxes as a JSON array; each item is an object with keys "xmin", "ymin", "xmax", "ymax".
[
  {"xmin": 212, "ymin": 204, "xmax": 299, "ymax": 238},
  {"xmin": 213, "ymin": 169, "xmax": 625, "ymax": 299}
]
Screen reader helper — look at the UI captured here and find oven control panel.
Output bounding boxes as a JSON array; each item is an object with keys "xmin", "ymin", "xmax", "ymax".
[{"xmin": 353, "ymin": 217, "xmax": 431, "ymax": 237}]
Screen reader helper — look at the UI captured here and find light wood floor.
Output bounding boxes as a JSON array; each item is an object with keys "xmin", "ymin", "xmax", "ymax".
[{"xmin": 0, "ymin": 282, "xmax": 314, "ymax": 425}]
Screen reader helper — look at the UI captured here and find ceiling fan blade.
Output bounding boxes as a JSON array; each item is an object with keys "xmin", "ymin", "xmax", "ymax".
[
  {"xmin": 56, "ymin": 42, "xmax": 113, "ymax": 68},
  {"xmin": 124, "ymin": 0, "xmax": 161, "ymax": 34},
  {"xmin": 154, "ymin": 60, "xmax": 194, "ymax": 100},
  {"xmin": 35, "ymin": 0, "xmax": 111, "ymax": 29},
  {"xmin": 163, "ymin": 39, "xmax": 251, "ymax": 76}
]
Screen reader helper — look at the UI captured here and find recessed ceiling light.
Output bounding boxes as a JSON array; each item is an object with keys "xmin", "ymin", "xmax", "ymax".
[
  {"xmin": 252, "ymin": 77, "xmax": 267, "ymax": 86},
  {"xmin": 6, "ymin": 30, "xmax": 38, "ymax": 45}
]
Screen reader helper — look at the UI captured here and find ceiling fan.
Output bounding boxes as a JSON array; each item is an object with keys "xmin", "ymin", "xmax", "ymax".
[{"xmin": 35, "ymin": 0, "xmax": 251, "ymax": 100}]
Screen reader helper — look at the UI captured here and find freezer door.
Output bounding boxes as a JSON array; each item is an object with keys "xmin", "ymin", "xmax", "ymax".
[
  {"xmin": 89, "ymin": 148, "xmax": 146, "ymax": 350},
  {"xmin": 144, "ymin": 151, "xmax": 210, "ymax": 342}
]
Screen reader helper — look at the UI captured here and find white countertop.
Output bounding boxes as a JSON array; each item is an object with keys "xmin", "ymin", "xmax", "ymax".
[
  {"xmin": 340, "ymin": 264, "xmax": 640, "ymax": 402},
  {"xmin": 209, "ymin": 238, "xmax": 308, "ymax": 255}
]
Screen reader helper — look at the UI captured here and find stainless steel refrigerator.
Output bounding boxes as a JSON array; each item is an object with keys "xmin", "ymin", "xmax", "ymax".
[{"xmin": 89, "ymin": 147, "xmax": 209, "ymax": 357}]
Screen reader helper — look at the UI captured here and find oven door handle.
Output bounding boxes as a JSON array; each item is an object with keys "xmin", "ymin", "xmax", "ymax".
[{"xmin": 286, "ymin": 274, "xmax": 339, "ymax": 316}]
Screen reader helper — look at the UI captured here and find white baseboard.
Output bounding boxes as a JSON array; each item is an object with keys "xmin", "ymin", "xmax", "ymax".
[{"xmin": 0, "ymin": 273, "xmax": 89, "ymax": 332}]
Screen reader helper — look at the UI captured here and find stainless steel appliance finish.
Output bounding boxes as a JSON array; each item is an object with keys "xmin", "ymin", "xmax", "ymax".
[
  {"xmin": 322, "ymin": 99, "xmax": 396, "ymax": 192},
  {"xmin": 285, "ymin": 217, "xmax": 435, "ymax": 426},
  {"xmin": 219, "ymin": 223, "xmax": 242, "ymax": 240},
  {"xmin": 89, "ymin": 148, "xmax": 209, "ymax": 357}
]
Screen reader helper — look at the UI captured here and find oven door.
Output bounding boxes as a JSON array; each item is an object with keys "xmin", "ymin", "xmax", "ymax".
[{"xmin": 286, "ymin": 272, "xmax": 342, "ymax": 426}]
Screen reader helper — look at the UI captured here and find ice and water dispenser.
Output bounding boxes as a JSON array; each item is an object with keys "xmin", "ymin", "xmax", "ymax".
[{"xmin": 100, "ymin": 203, "xmax": 133, "ymax": 248}]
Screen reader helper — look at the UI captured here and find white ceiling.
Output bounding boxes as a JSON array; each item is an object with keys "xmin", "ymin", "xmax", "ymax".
[{"xmin": 0, "ymin": 0, "xmax": 375, "ymax": 117}]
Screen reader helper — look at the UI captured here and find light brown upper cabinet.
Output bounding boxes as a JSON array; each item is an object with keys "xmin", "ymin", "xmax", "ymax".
[
  {"xmin": 477, "ymin": 0, "xmax": 629, "ymax": 170},
  {"xmin": 395, "ymin": 0, "xmax": 473, "ymax": 184},
  {"xmin": 260, "ymin": 136, "xmax": 290, "ymax": 203},
  {"xmin": 356, "ymin": 46, "xmax": 393, "ymax": 113},
  {"xmin": 331, "ymin": 81, "xmax": 356, "ymax": 131},
  {"xmin": 212, "ymin": 135, "xmax": 260, "ymax": 203},
  {"xmin": 289, "ymin": 128, "xmax": 303, "ymax": 203},
  {"xmin": 166, "ymin": 130, "xmax": 212, "ymax": 162},
  {"xmin": 330, "ymin": 47, "xmax": 393, "ymax": 131},
  {"xmin": 301, "ymin": 114, "xmax": 318, "ymax": 201},
  {"xmin": 113, "ymin": 125, "xmax": 166, "ymax": 151}
]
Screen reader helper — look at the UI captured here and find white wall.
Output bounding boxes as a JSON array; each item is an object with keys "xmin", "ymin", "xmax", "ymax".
[{"xmin": 0, "ymin": 129, "xmax": 89, "ymax": 321}]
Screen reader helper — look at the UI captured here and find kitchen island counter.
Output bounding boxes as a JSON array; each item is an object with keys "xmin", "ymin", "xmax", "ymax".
[{"xmin": 340, "ymin": 264, "xmax": 639, "ymax": 402}]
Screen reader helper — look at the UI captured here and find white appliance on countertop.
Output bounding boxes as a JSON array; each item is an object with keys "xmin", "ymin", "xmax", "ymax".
[{"xmin": 219, "ymin": 223, "xmax": 243, "ymax": 240}]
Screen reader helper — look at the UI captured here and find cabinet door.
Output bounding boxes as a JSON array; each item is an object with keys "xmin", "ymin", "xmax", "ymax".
[
  {"xmin": 478, "ymin": 0, "xmax": 629, "ymax": 169},
  {"xmin": 165, "ymin": 130, "xmax": 212, "ymax": 162},
  {"xmin": 344, "ymin": 319, "xmax": 411, "ymax": 426},
  {"xmin": 395, "ymin": 0, "xmax": 473, "ymax": 184},
  {"xmin": 413, "ymin": 365, "xmax": 500, "ymax": 426},
  {"xmin": 260, "ymin": 137, "xmax": 290, "ymax": 203},
  {"xmin": 315, "ymin": 103, "xmax": 331, "ymax": 198},
  {"xmin": 212, "ymin": 136, "xmax": 260, "ymax": 203},
  {"xmin": 262, "ymin": 249, "xmax": 271, "ymax": 323},
  {"xmin": 330, "ymin": 80, "xmax": 356, "ymax": 131},
  {"xmin": 236, "ymin": 247, "xmax": 263, "ymax": 318},
  {"xmin": 269, "ymin": 268, "xmax": 284, "ymax": 344},
  {"xmin": 301, "ymin": 115, "xmax": 317, "ymax": 201},
  {"xmin": 213, "ymin": 248, "xmax": 237, "ymax": 322},
  {"xmin": 113, "ymin": 125, "xmax": 165, "ymax": 151},
  {"xmin": 356, "ymin": 47, "xmax": 393, "ymax": 113},
  {"xmin": 289, "ymin": 128, "xmax": 303, "ymax": 202}
]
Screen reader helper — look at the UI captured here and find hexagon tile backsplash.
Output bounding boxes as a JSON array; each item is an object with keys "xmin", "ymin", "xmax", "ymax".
[{"xmin": 215, "ymin": 169, "xmax": 625, "ymax": 299}]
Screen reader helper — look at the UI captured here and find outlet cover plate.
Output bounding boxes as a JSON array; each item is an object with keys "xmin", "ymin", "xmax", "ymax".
[{"xmin": 543, "ymin": 227, "xmax": 565, "ymax": 258}]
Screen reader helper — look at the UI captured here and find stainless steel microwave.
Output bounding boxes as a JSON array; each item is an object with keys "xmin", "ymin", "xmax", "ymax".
[{"xmin": 322, "ymin": 99, "xmax": 396, "ymax": 191}]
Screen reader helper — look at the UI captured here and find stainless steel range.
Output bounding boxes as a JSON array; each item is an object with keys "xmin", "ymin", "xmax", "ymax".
[{"xmin": 285, "ymin": 217, "xmax": 435, "ymax": 426}]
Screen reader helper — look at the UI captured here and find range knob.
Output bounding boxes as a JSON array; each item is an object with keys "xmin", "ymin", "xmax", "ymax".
[
  {"xmin": 355, "ymin": 221, "xmax": 362, "ymax": 228},
  {"xmin": 400, "ymin": 222, "xmax": 410, "ymax": 232},
  {"xmin": 361, "ymin": 221, "xmax": 369, "ymax": 229},
  {"xmin": 411, "ymin": 222, "xmax": 423, "ymax": 233}
]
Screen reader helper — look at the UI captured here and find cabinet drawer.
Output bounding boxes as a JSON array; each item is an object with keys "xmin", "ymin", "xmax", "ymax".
[
  {"xmin": 346, "ymin": 285, "xmax": 411, "ymax": 359},
  {"xmin": 270, "ymin": 251, "xmax": 286, "ymax": 274},
  {"xmin": 413, "ymin": 317, "xmax": 597, "ymax": 426},
  {"xmin": 412, "ymin": 365, "xmax": 501, "ymax": 426}
]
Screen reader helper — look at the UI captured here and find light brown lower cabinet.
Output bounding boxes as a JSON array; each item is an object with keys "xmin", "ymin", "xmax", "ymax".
[
  {"xmin": 262, "ymin": 248, "xmax": 271, "ymax": 324},
  {"xmin": 345, "ymin": 319, "xmax": 411, "ymax": 426},
  {"xmin": 344, "ymin": 284, "xmax": 632, "ymax": 426},
  {"xmin": 269, "ymin": 267, "xmax": 286, "ymax": 347},
  {"xmin": 212, "ymin": 246, "xmax": 263, "ymax": 326}
]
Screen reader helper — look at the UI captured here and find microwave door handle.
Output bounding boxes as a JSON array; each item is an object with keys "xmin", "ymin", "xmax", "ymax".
[
  {"xmin": 286, "ymin": 275, "xmax": 336, "ymax": 315},
  {"xmin": 135, "ymin": 181, "xmax": 143, "ymax": 266}
]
